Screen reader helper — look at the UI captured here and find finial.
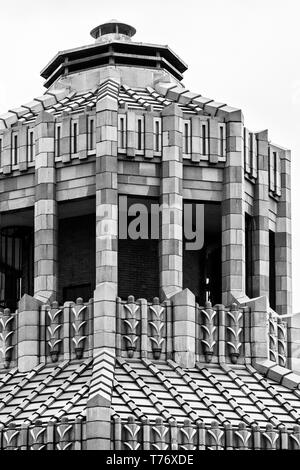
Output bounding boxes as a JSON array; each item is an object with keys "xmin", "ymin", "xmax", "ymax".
[{"xmin": 90, "ymin": 20, "xmax": 136, "ymax": 44}]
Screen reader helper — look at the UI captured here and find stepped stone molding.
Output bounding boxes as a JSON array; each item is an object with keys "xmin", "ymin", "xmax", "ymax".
[{"xmin": 0, "ymin": 89, "xmax": 73, "ymax": 130}]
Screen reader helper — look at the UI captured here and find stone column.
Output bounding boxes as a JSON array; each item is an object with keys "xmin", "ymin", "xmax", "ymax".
[
  {"xmin": 171, "ymin": 289, "xmax": 196, "ymax": 368},
  {"xmin": 252, "ymin": 130, "xmax": 270, "ymax": 299},
  {"xmin": 275, "ymin": 149, "xmax": 292, "ymax": 315},
  {"xmin": 244, "ymin": 296, "xmax": 269, "ymax": 365},
  {"xmin": 17, "ymin": 294, "xmax": 41, "ymax": 372},
  {"xmin": 222, "ymin": 111, "xmax": 246, "ymax": 305},
  {"xmin": 87, "ymin": 77, "xmax": 119, "ymax": 450},
  {"xmin": 94, "ymin": 83, "xmax": 119, "ymax": 354},
  {"xmin": 160, "ymin": 103, "xmax": 183, "ymax": 299},
  {"xmin": 34, "ymin": 111, "xmax": 57, "ymax": 304},
  {"xmin": 290, "ymin": 312, "xmax": 300, "ymax": 372}
]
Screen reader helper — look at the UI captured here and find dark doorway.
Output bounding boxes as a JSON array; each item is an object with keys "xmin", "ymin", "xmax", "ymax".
[{"xmin": 183, "ymin": 202, "xmax": 222, "ymax": 306}]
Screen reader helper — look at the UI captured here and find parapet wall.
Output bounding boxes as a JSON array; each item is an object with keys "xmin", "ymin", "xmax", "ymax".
[{"xmin": 0, "ymin": 290, "xmax": 298, "ymax": 372}]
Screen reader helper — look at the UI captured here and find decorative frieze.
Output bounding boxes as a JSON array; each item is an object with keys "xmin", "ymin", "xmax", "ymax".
[
  {"xmin": 148, "ymin": 298, "xmax": 165, "ymax": 360},
  {"xmin": 226, "ymin": 303, "xmax": 243, "ymax": 364},
  {"xmin": 0, "ymin": 308, "xmax": 15, "ymax": 368},
  {"xmin": 123, "ymin": 296, "xmax": 140, "ymax": 358},
  {"xmin": 71, "ymin": 298, "xmax": 88, "ymax": 360},
  {"xmin": 46, "ymin": 301, "xmax": 63, "ymax": 362},
  {"xmin": 114, "ymin": 417, "xmax": 300, "ymax": 451},
  {"xmin": 200, "ymin": 302, "xmax": 217, "ymax": 363},
  {"xmin": 0, "ymin": 419, "xmax": 86, "ymax": 450},
  {"xmin": 268, "ymin": 311, "xmax": 288, "ymax": 367}
]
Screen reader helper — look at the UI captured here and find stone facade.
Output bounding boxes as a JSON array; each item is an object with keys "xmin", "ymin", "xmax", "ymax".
[{"xmin": 0, "ymin": 20, "xmax": 298, "ymax": 451}]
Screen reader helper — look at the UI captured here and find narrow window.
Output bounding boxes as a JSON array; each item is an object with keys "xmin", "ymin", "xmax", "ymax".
[
  {"xmin": 28, "ymin": 130, "xmax": 34, "ymax": 163},
  {"xmin": 219, "ymin": 124, "xmax": 226, "ymax": 158},
  {"xmin": 137, "ymin": 118, "xmax": 143, "ymax": 151},
  {"xmin": 243, "ymin": 128, "xmax": 247, "ymax": 171},
  {"xmin": 89, "ymin": 118, "xmax": 95, "ymax": 150},
  {"xmin": 72, "ymin": 122, "xmax": 78, "ymax": 154},
  {"xmin": 275, "ymin": 152, "xmax": 281, "ymax": 196},
  {"xmin": 251, "ymin": 134, "xmax": 258, "ymax": 178},
  {"xmin": 0, "ymin": 138, "xmax": 2, "ymax": 167},
  {"xmin": 183, "ymin": 120, "xmax": 191, "ymax": 156},
  {"xmin": 248, "ymin": 133, "xmax": 252, "ymax": 174},
  {"xmin": 120, "ymin": 117, "xmax": 125, "ymax": 148},
  {"xmin": 245, "ymin": 214, "xmax": 254, "ymax": 298},
  {"xmin": 269, "ymin": 230, "xmax": 276, "ymax": 310},
  {"xmin": 269, "ymin": 149, "xmax": 275, "ymax": 192},
  {"xmin": 220, "ymin": 126, "xmax": 224, "ymax": 157},
  {"xmin": 184, "ymin": 123, "xmax": 189, "ymax": 154},
  {"xmin": 120, "ymin": 117, "xmax": 125, "ymax": 149},
  {"xmin": 118, "ymin": 115, "xmax": 127, "ymax": 151},
  {"xmin": 202, "ymin": 124, "xmax": 207, "ymax": 155},
  {"xmin": 154, "ymin": 119, "xmax": 161, "ymax": 152},
  {"xmin": 13, "ymin": 135, "xmax": 18, "ymax": 165},
  {"xmin": 55, "ymin": 125, "xmax": 61, "ymax": 158}
]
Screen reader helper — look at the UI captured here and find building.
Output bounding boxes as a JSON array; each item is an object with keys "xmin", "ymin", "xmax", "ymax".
[{"xmin": 0, "ymin": 19, "xmax": 299, "ymax": 451}]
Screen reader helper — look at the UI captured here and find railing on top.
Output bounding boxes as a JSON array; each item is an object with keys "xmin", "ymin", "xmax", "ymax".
[
  {"xmin": 0, "ymin": 417, "xmax": 86, "ymax": 450},
  {"xmin": 0, "ymin": 298, "xmax": 93, "ymax": 369},
  {"xmin": 42, "ymin": 298, "xmax": 93, "ymax": 363},
  {"xmin": 116, "ymin": 296, "xmax": 173, "ymax": 361},
  {"xmin": 0, "ymin": 295, "xmax": 290, "ymax": 369},
  {"xmin": 116, "ymin": 297, "xmax": 250, "ymax": 365},
  {"xmin": 112, "ymin": 416, "xmax": 300, "ymax": 451}
]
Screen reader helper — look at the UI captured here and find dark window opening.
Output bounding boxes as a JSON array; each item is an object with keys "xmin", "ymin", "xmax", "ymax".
[
  {"xmin": 137, "ymin": 119, "xmax": 143, "ymax": 151},
  {"xmin": 245, "ymin": 213, "xmax": 254, "ymax": 298},
  {"xmin": 184, "ymin": 123, "xmax": 189, "ymax": 154},
  {"xmin": 72, "ymin": 122, "xmax": 78, "ymax": 154},
  {"xmin": 13, "ymin": 135, "xmax": 18, "ymax": 165},
  {"xmin": 220, "ymin": 126, "xmax": 224, "ymax": 158},
  {"xmin": 63, "ymin": 284, "xmax": 92, "ymax": 303},
  {"xmin": 58, "ymin": 213, "xmax": 95, "ymax": 304},
  {"xmin": 155, "ymin": 120, "xmax": 160, "ymax": 152},
  {"xmin": 56, "ymin": 126, "xmax": 61, "ymax": 157},
  {"xmin": 183, "ymin": 202, "xmax": 222, "ymax": 306},
  {"xmin": 202, "ymin": 125, "xmax": 207, "ymax": 155},
  {"xmin": 0, "ymin": 226, "xmax": 34, "ymax": 311},
  {"xmin": 269, "ymin": 230, "xmax": 276, "ymax": 310},
  {"xmin": 89, "ymin": 119, "xmax": 95, "ymax": 150},
  {"xmin": 119, "ymin": 117, "xmax": 126, "ymax": 149},
  {"xmin": 28, "ymin": 131, "xmax": 34, "ymax": 163},
  {"xmin": 118, "ymin": 196, "xmax": 159, "ymax": 301}
]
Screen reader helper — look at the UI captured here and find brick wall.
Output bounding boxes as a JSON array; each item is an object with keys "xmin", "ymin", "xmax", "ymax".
[
  {"xmin": 118, "ymin": 238, "xmax": 159, "ymax": 301},
  {"xmin": 58, "ymin": 215, "xmax": 95, "ymax": 303}
]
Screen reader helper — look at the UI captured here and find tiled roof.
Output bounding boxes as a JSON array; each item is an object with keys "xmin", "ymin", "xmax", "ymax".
[
  {"xmin": 112, "ymin": 359, "xmax": 300, "ymax": 429},
  {"xmin": 1, "ymin": 357, "xmax": 300, "ymax": 431},
  {"xmin": 0, "ymin": 360, "xmax": 92, "ymax": 426},
  {"xmin": 0, "ymin": 79, "xmax": 238, "ymax": 131}
]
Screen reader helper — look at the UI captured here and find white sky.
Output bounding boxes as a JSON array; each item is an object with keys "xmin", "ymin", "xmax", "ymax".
[{"xmin": 0, "ymin": 0, "xmax": 299, "ymax": 310}]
